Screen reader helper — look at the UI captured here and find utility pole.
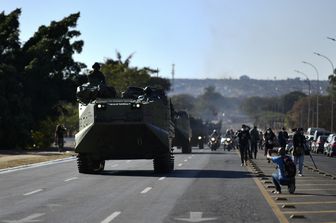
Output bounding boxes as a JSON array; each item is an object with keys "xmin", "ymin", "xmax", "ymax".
[
  {"xmin": 171, "ymin": 64, "xmax": 175, "ymax": 92},
  {"xmin": 314, "ymin": 52, "xmax": 335, "ymax": 132}
]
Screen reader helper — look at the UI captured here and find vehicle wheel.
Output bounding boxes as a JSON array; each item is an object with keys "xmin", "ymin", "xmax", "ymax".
[
  {"xmin": 153, "ymin": 153, "xmax": 174, "ymax": 173},
  {"xmin": 77, "ymin": 153, "xmax": 105, "ymax": 174}
]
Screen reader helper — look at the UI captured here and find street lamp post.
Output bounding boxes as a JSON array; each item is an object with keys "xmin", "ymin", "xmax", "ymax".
[
  {"xmin": 314, "ymin": 52, "xmax": 334, "ymax": 132},
  {"xmin": 302, "ymin": 61, "xmax": 319, "ymax": 128},
  {"xmin": 294, "ymin": 70, "xmax": 311, "ymax": 128}
]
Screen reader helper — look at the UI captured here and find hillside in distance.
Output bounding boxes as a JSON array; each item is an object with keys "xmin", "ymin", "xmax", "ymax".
[{"xmin": 169, "ymin": 77, "xmax": 329, "ymax": 98}]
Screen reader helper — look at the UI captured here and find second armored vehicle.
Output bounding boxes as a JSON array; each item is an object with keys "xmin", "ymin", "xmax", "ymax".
[{"xmin": 172, "ymin": 111, "xmax": 192, "ymax": 153}]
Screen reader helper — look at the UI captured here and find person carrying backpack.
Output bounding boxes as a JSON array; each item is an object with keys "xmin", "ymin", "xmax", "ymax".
[{"xmin": 267, "ymin": 147, "xmax": 296, "ymax": 194}]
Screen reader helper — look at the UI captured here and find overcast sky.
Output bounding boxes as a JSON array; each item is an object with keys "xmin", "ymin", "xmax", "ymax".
[{"xmin": 2, "ymin": 0, "xmax": 336, "ymax": 80}]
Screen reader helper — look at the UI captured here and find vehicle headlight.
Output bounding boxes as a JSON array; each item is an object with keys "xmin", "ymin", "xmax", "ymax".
[
  {"xmin": 198, "ymin": 136, "xmax": 202, "ymax": 140},
  {"xmin": 96, "ymin": 103, "xmax": 107, "ymax": 109},
  {"xmin": 211, "ymin": 137, "xmax": 216, "ymax": 141},
  {"xmin": 131, "ymin": 103, "xmax": 142, "ymax": 109}
]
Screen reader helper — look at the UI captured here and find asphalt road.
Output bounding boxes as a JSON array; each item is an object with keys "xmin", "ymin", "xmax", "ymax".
[
  {"xmin": 305, "ymin": 153, "xmax": 335, "ymax": 175},
  {"xmin": 0, "ymin": 148, "xmax": 281, "ymax": 223}
]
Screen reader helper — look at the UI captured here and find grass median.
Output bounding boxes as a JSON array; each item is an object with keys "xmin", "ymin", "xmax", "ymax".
[{"xmin": 0, "ymin": 152, "xmax": 76, "ymax": 170}]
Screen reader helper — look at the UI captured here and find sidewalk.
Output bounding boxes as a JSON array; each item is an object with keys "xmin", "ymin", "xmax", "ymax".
[{"xmin": 246, "ymin": 150, "xmax": 336, "ymax": 222}]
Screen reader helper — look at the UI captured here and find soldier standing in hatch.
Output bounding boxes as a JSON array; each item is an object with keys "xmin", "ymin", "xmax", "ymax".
[{"xmin": 88, "ymin": 62, "xmax": 106, "ymax": 85}]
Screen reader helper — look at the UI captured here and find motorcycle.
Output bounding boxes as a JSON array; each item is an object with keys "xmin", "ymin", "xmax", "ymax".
[
  {"xmin": 209, "ymin": 136, "xmax": 220, "ymax": 151},
  {"xmin": 223, "ymin": 137, "xmax": 234, "ymax": 151},
  {"xmin": 198, "ymin": 136, "xmax": 204, "ymax": 149}
]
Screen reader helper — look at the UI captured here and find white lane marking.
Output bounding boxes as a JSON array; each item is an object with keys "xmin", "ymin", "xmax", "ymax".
[
  {"xmin": 178, "ymin": 163, "xmax": 183, "ymax": 167},
  {"xmin": 175, "ymin": 212, "xmax": 217, "ymax": 222},
  {"xmin": 141, "ymin": 187, "xmax": 152, "ymax": 194},
  {"xmin": 158, "ymin": 177, "xmax": 166, "ymax": 181},
  {"xmin": 64, "ymin": 177, "xmax": 78, "ymax": 182},
  {"xmin": 0, "ymin": 157, "xmax": 75, "ymax": 175},
  {"xmin": 110, "ymin": 164, "xmax": 119, "ymax": 168},
  {"xmin": 126, "ymin": 160, "xmax": 131, "ymax": 163},
  {"xmin": 101, "ymin": 211, "xmax": 121, "ymax": 223},
  {"xmin": 2, "ymin": 213, "xmax": 45, "ymax": 223},
  {"xmin": 23, "ymin": 189, "xmax": 43, "ymax": 196},
  {"xmin": 188, "ymin": 156, "xmax": 192, "ymax": 159},
  {"xmin": 184, "ymin": 159, "xmax": 188, "ymax": 162}
]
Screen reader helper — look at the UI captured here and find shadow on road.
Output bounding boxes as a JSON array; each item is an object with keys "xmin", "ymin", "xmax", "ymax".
[{"xmin": 99, "ymin": 169, "xmax": 253, "ymax": 179}]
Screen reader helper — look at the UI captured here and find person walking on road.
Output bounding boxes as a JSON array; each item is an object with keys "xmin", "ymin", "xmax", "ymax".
[
  {"xmin": 55, "ymin": 124, "xmax": 66, "ymax": 152},
  {"xmin": 292, "ymin": 128, "xmax": 306, "ymax": 176},
  {"xmin": 264, "ymin": 128, "xmax": 276, "ymax": 163},
  {"xmin": 237, "ymin": 124, "xmax": 251, "ymax": 166},
  {"xmin": 250, "ymin": 126, "xmax": 260, "ymax": 159},
  {"xmin": 278, "ymin": 127, "xmax": 289, "ymax": 150}
]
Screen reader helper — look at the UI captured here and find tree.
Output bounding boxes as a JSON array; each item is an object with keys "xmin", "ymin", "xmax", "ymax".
[
  {"xmin": 146, "ymin": 76, "xmax": 171, "ymax": 91},
  {"xmin": 0, "ymin": 9, "xmax": 32, "ymax": 148},
  {"xmin": 171, "ymin": 94, "xmax": 196, "ymax": 112},
  {"xmin": 0, "ymin": 9, "xmax": 84, "ymax": 149},
  {"xmin": 101, "ymin": 52, "xmax": 155, "ymax": 94}
]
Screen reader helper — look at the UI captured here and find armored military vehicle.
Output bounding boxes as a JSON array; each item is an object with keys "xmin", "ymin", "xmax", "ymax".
[
  {"xmin": 75, "ymin": 85, "xmax": 175, "ymax": 174},
  {"xmin": 172, "ymin": 111, "xmax": 192, "ymax": 153},
  {"xmin": 190, "ymin": 117, "xmax": 206, "ymax": 149}
]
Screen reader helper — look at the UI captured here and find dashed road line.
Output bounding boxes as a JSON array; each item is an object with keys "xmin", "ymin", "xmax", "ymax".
[
  {"xmin": 178, "ymin": 163, "xmax": 183, "ymax": 167},
  {"xmin": 141, "ymin": 187, "xmax": 152, "ymax": 194},
  {"xmin": 158, "ymin": 177, "xmax": 166, "ymax": 181},
  {"xmin": 23, "ymin": 189, "xmax": 43, "ymax": 196},
  {"xmin": 184, "ymin": 159, "xmax": 188, "ymax": 162},
  {"xmin": 64, "ymin": 177, "xmax": 78, "ymax": 182},
  {"xmin": 101, "ymin": 211, "xmax": 121, "ymax": 223}
]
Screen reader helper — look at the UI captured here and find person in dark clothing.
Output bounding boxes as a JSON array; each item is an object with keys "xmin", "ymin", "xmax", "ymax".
[
  {"xmin": 55, "ymin": 124, "xmax": 66, "ymax": 152},
  {"xmin": 88, "ymin": 62, "xmax": 106, "ymax": 86},
  {"xmin": 264, "ymin": 128, "xmax": 276, "ymax": 163},
  {"xmin": 292, "ymin": 127, "xmax": 306, "ymax": 176},
  {"xmin": 250, "ymin": 126, "xmax": 260, "ymax": 159},
  {"xmin": 238, "ymin": 124, "xmax": 251, "ymax": 166},
  {"xmin": 278, "ymin": 127, "xmax": 289, "ymax": 150}
]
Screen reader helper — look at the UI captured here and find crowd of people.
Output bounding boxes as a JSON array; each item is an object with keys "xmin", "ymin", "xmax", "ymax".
[{"xmin": 221, "ymin": 125, "xmax": 307, "ymax": 194}]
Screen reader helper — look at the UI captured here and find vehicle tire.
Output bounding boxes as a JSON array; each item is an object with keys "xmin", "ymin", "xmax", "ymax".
[
  {"xmin": 77, "ymin": 153, "xmax": 105, "ymax": 174},
  {"xmin": 182, "ymin": 140, "xmax": 191, "ymax": 154},
  {"xmin": 153, "ymin": 153, "xmax": 174, "ymax": 173}
]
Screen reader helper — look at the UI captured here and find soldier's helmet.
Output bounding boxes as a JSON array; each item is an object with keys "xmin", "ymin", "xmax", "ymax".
[{"xmin": 92, "ymin": 62, "xmax": 101, "ymax": 70}]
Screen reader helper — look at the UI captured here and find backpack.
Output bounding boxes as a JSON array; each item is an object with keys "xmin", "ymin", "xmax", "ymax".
[{"xmin": 283, "ymin": 156, "xmax": 296, "ymax": 178}]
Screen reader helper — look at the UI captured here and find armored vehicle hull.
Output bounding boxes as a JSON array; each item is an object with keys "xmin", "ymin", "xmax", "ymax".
[
  {"xmin": 172, "ymin": 111, "xmax": 192, "ymax": 153},
  {"xmin": 75, "ymin": 95, "xmax": 175, "ymax": 174}
]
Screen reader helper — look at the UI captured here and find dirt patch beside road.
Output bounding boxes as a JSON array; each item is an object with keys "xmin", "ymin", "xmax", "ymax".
[{"xmin": 0, "ymin": 152, "xmax": 75, "ymax": 170}]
